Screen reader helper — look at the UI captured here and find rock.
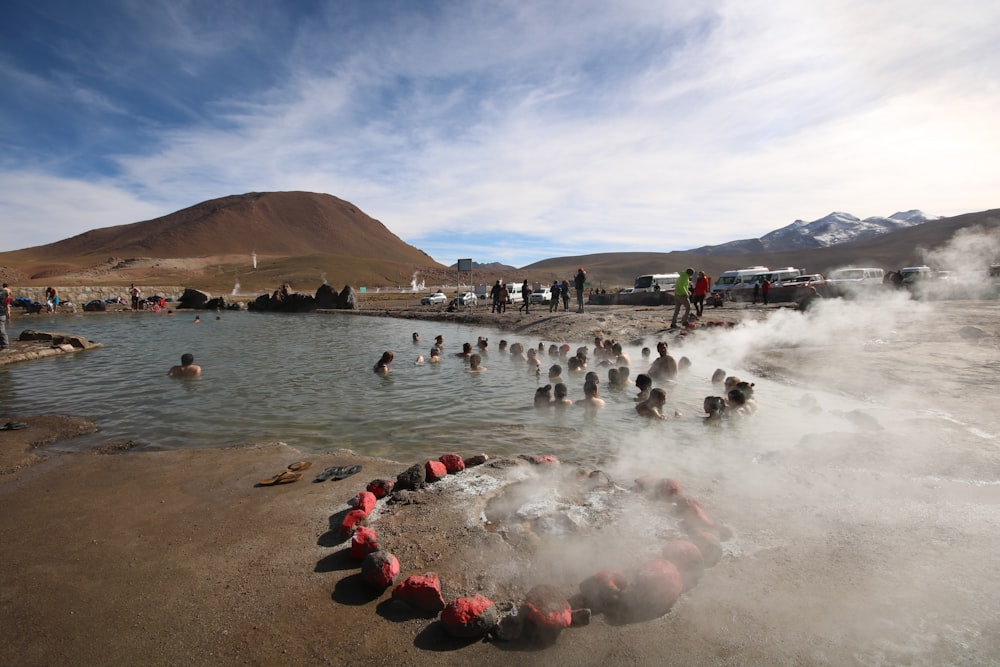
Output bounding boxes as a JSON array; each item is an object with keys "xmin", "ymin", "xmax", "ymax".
[
  {"xmin": 579, "ymin": 570, "xmax": 628, "ymax": 613},
  {"xmin": 439, "ymin": 453, "xmax": 465, "ymax": 474},
  {"xmin": 623, "ymin": 559, "xmax": 683, "ymax": 619},
  {"xmin": 313, "ymin": 284, "xmax": 359, "ymax": 310},
  {"xmin": 424, "ymin": 460, "xmax": 448, "ymax": 482},
  {"xmin": 570, "ymin": 608, "xmax": 592, "ymax": 627},
  {"xmin": 340, "ymin": 509, "xmax": 368, "ymax": 538},
  {"xmin": 83, "ymin": 300, "xmax": 106, "ymax": 312},
  {"xmin": 494, "ymin": 609, "xmax": 524, "ymax": 641},
  {"xmin": 178, "ymin": 288, "xmax": 210, "ymax": 309},
  {"xmin": 349, "ymin": 491, "xmax": 377, "ymax": 516},
  {"xmin": 350, "ymin": 526, "xmax": 379, "ymax": 560},
  {"xmin": 958, "ymin": 325, "xmax": 989, "ymax": 340},
  {"xmin": 678, "ymin": 496, "xmax": 716, "ymax": 535},
  {"xmin": 661, "ymin": 539, "xmax": 705, "ymax": 591},
  {"xmin": 463, "ymin": 454, "xmax": 489, "ymax": 467},
  {"xmin": 521, "ymin": 585, "xmax": 572, "ymax": 643},
  {"xmin": 203, "ymin": 296, "xmax": 227, "ymax": 310},
  {"xmin": 391, "ymin": 573, "xmax": 445, "ymax": 612},
  {"xmin": 361, "ymin": 550, "xmax": 400, "ymax": 590},
  {"xmin": 440, "ymin": 595, "xmax": 499, "ymax": 638},
  {"xmin": 689, "ymin": 530, "xmax": 722, "ymax": 567},
  {"xmin": 366, "ymin": 479, "xmax": 395, "ymax": 499},
  {"xmin": 395, "ymin": 463, "xmax": 426, "ymax": 491}
]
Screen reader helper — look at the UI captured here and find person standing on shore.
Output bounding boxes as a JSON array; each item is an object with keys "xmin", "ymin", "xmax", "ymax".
[
  {"xmin": 692, "ymin": 270, "xmax": 709, "ymax": 318},
  {"xmin": 752, "ymin": 280, "xmax": 760, "ymax": 305},
  {"xmin": 498, "ymin": 283, "xmax": 509, "ymax": 313},
  {"xmin": 561, "ymin": 280, "xmax": 570, "ymax": 311},
  {"xmin": 519, "ymin": 279, "xmax": 531, "ymax": 314},
  {"xmin": 489, "ymin": 280, "xmax": 502, "ymax": 313},
  {"xmin": 762, "ymin": 278, "xmax": 771, "ymax": 306},
  {"xmin": 0, "ymin": 284, "xmax": 10, "ymax": 351},
  {"xmin": 129, "ymin": 284, "xmax": 141, "ymax": 311},
  {"xmin": 670, "ymin": 268, "xmax": 694, "ymax": 329},
  {"xmin": 574, "ymin": 268, "xmax": 586, "ymax": 313},
  {"xmin": 549, "ymin": 280, "xmax": 561, "ymax": 313}
]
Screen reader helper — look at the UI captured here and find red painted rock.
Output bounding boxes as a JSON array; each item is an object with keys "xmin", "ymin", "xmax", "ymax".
[
  {"xmin": 340, "ymin": 509, "xmax": 368, "ymax": 538},
  {"xmin": 656, "ymin": 478, "xmax": 683, "ymax": 499},
  {"xmin": 689, "ymin": 530, "xmax": 722, "ymax": 567},
  {"xmin": 350, "ymin": 491, "xmax": 377, "ymax": 516},
  {"xmin": 579, "ymin": 570, "xmax": 628, "ymax": 613},
  {"xmin": 361, "ymin": 550, "xmax": 400, "ymax": 590},
  {"xmin": 625, "ymin": 559, "xmax": 683, "ymax": 619},
  {"xmin": 350, "ymin": 526, "xmax": 379, "ymax": 560},
  {"xmin": 661, "ymin": 539, "xmax": 705, "ymax": 591},
  {"xmin": 441, "ymin": 595, "xmax": 499, "ymax": 638},
  {"xmin": 521, "ymin": 585, "xmax": 572, "ymax": 631},
  {"xmin": 439, "ymin": 453, "xmax": 465, "ymax": 474},
  {"xmin": 366, "ymin": 479, "xmax": 395, "ymax": 499},
  {"xmin": 424, "ymin": 460, "xmax": 448, "ymax": 482},
  {"xmin": 391, "ymin": 573, "xmax": 445, "ymax": 612},
  {"xmin": 678, "ymin": 496, "xmax": 716, "ymax": 533}
]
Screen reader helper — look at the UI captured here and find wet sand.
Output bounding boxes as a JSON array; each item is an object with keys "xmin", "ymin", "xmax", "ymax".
[{"xmin": 2, "ymin": 300, "xmax": 999, "ymax": 666}]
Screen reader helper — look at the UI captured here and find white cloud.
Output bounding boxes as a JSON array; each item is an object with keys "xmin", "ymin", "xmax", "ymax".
[{"xmin": 1, "ymin": 0, "xmax": 998, "ymax": 264}]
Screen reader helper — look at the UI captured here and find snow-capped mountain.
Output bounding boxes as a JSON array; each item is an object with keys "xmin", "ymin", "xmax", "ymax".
[{"xmin": 689, "ymin": 210, "xmax": 940, "ymax": 255}]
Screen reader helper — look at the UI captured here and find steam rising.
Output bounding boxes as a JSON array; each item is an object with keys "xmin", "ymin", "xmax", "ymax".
[{"xmin": 449, "ymin": 228, "xmax": 1000, "ymax": 662}]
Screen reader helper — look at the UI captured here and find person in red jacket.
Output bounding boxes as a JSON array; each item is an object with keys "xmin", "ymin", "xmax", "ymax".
[
  {"xmin": 762, "ymin": 278, "xmax": 771, "ymax": 305},
  {"xmin": 692, "ymin": 271, "xmax": 710, "ymax": 318}
]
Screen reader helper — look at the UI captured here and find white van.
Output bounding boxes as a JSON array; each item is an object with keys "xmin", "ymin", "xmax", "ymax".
[
  {"xmin": 712, "ymin": 267, "xmax": 769, "ymax": 295},
  {"xmin": 506, "ymin": 282, "xmax": 524, "ymax": 304},
  {"xmin": 633, "ymin": 273, "xmax": 681, "ymax": 293},
  {"xmin": 760, "ymin": 267, "xmax": 803, "ymax": 285},
  {"xmin": 827, "ymin": 267, "xmax": 884, "ymax": 285}
]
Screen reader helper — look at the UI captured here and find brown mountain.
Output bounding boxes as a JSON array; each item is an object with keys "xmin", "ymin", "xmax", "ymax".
[
  {"xmin": 0, "ymin": 191, "xmax": 450, "ymax": 293},
  {"xmin": 519, "ymin": 208, "xmax": 1000, "ymax": 287}
]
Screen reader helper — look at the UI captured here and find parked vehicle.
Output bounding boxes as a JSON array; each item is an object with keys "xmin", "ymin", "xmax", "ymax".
[
  {"xmin": 826, "ymin": 267, "xmax": 884, "ymax": 285},
  {"xmin": 783, "ymin": 273, "xmax": 825, "ymax": 288},
  {"xmin": 528, "ymin": 288, "xmax": 552, "ymax": 304},
  {"xmin": 505, "ymin": 282, "xmax": 525, "ymax": 304},
  {"xmin": 420, "ymin": 292, "xmax": 447, "ymax": 305},
  {"xmin": 899, "ymin": 266, "xmax": 934, "ymax": 284},
  {"xmin": 633, "ymin": 273, "xmax": 680, "ymax": 293},
  {"xmin": 758, "ymin": 267, "xmax": 803, "ymax": 285},
  {"xmin": 452, "ymin": 292, "xmax": 478, "ymax": 306},
  {"xmin": 712, "ymin": 267, "xmax": 769, "ymax": 297}
]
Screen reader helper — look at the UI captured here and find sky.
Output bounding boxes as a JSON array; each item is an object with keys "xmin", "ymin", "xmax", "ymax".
[{"xmin": 1, "ymin": 0, "xmax": 998, "ymax": 266}]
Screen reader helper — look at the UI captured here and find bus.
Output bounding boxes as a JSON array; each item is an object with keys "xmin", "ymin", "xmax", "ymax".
[{"xmin": 633, "ymin": 273, "xmax": 680, "ymax": 292}]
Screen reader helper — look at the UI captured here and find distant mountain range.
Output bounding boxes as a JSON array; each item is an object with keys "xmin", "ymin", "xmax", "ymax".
[
  {"xmin": 689, "ymin": 210, "xmax": 941, "ymax": 255},
  {"xmin": 0, "ymin": 190, "xmax": 995, "ymax": 292}
]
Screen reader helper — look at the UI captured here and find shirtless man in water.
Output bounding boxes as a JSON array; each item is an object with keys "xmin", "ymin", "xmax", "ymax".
[{"xmin": 167, "ymin": 353, "xmax": 202, "ymax": 378}]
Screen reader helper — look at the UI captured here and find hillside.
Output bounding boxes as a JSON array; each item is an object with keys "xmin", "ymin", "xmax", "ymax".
[
  {"xmin": 519, "ymin": 209, "xmax": 1000, "ymax": 287},
  {"xmin": 0, "ymin": 191, "xmax": 451, "ymax": 293}
]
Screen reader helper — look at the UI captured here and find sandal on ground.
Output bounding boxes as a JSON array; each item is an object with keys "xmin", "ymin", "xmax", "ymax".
[{"xmin": 257, "ymin": 469, "xmax": 303, "ymax": 486}]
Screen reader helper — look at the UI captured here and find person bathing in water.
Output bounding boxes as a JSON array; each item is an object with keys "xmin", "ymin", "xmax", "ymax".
[
  {"xmin": 167, "ymin": 353, "xmax": 202, "ymax": 378},
  {"xmin": 467, "ymin": 354, "xmax": 486, "ymax": 373},
  {"xmin": 374, "ymin": 351, "xmax": 394, "ymax": 374},
  {"xmin": 635, "ymin": 388, "xmax": 668, "ymax": 419}
]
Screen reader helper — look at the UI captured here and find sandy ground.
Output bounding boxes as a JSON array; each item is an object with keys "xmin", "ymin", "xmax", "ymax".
[{"xmin": 2, "ymin": 299, "xmax": 1000, "ymax": 666}]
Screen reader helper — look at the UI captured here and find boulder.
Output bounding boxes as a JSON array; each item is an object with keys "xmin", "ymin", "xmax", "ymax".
[
  {"xmin": 391, "ymin": 573, "xmax": 445, "ymax": 612},
  {"xmin": 340, "ymin": 509, "xmax": 368, "ymax": 538},
  {"xmin": 622, "ymin": 559, "xmax": 683, "ymax": 619},
  {"xmin": 313, "ymin": 284, "xmax": 359, "ymax": 310},
  {"xmin": 83, "ymin": 300, "xmax": 106, "ymax": 312},
  {"xmin": 178, "ymin": 288, "xmax": 210, "ymax": 309},
  {"xmin": 395, "ymin": 463, "xmax": 426, "ymax": 491},
  {"xmin": 349, "ymin": 491, "xmax": 377, "ymax": 517},
  {"xmin": 361, "ymin": 550, "xmax": 400, "ymax": 590},
  {"xmin": 463, "ymin": 453, "xmax": 489, "ymax": 467},
  {"xmin": 203, "ymin": 296, "xmax": 227, "ymax": 311},
  {"xmin": 521, "ymin": 585, "xmax": 572, "ymax": 643},
  {"xmin": 439, "ymin": 453, "xmax": 465, "ymax": 474},
  {"xmin": 688, "ymin": 530, "xmax": 722, "ymax": 567},
  {"xmin": 424, "ymin": 460, "xmax": 447, "ymax": 482},
  {"xmin": 661, "ymin": 539, "xmax": 705, "ymax": 591},
  {"xmin": 440, "ymin": 595, "xmax": 499, "ymax": 638},
  {"xmin": 350, "ymin": 526, "xmax": 379, "ymax": 560},
  {"xmin": 579, "ymin": 570, "xmax": 628, "ymax": 613},
  {"xmin": 366, "ymin": 479, "xmax": 395, "ymax": 499}
]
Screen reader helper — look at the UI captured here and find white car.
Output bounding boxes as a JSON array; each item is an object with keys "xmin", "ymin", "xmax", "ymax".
[
  {"xmin": 420, "ymin": 292, "xmax": 447, "ymax": 305},
  {"xmin": 528, "ymin": 288, "xmax": 552, "ymax": 304},
  {"xmin": 452, "ymin": 292, "xmax": 478, "ymax": 306}
]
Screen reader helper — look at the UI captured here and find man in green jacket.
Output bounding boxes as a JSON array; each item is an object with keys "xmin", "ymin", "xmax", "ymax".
[{"xmin": 670, "ymin": 268, "xmax": 694, "ymax": 328}]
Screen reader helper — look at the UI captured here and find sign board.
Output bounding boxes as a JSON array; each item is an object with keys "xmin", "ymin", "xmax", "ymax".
[{"xmin": 457, "ymin": 258, "xmax": 473, "ymax": 272}]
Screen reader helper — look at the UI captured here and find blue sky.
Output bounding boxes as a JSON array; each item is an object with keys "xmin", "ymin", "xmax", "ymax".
[{"xmin": 1, "ymin": 0, "xmax": 997, "ymax": 266}]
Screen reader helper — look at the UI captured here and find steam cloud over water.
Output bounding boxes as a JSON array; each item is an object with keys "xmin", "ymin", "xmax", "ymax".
[{"xmin": 451, "ymin": 260, "xmax": 1000, "ymax": 663}]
